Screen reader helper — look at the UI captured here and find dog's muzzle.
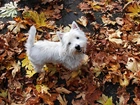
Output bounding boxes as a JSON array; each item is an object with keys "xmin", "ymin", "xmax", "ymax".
[{"xmin": 75, "ymin": 45, "xmax": 82, "ymax": 52}]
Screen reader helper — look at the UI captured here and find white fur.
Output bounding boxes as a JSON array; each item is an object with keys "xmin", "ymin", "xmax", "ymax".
[{"xmin": 25, "ymin": 21, "xmax": 87, "ymax": 72}]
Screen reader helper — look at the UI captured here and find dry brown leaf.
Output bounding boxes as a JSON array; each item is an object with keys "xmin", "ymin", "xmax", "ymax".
[
  {"xmin": 108, "ymin": 29, "xmax": 123, "ymax": 44},
  {"xmin": 57, "ymin": 94, "xmax": 68, "ymax": 105},
  {"xmin": 56, "ymin": 87, "xmax": 71, "ymax": 94},
  {"xmin": 107, "ymin": 62, "xmax": 120, "ymax": 71},
  {"xmin": 133, "ymin": 98, "xmax": 140, "ymax": 105},
  {"xmin": 0, "ymin": 21, "xmax": 5, "ymax": 30},
  {"xmin": 39, "ymin": 93, "xmax": 58, "ymax": 105},
  {"xmin": 117, "ymin": 87, "xmax": 130, "ymax": 105},
  {"xmin": 77, "ymin": 16, "xmax": 88, "ymax": 27},
  {"xmin": 72, "ymin": 98, "xmax": 86, "ymax": 105},
  {"xmin": 101, "ymin": 15, "xmax": 116, "ymax": 25},
  {"xmin": 131, "ymin": 33, "xmax": 140, "ymax": 44},
  {"xmin": 11, "ymin": 61, "xmax": 20, "ymax": 78},
  {"xmin": 119, "ymin": 71, "xmax": 132, "ymax": 87},
  {"xmin": 7, "ymin": 21, "xmax": 26, "ymax": 34},
  {"xmin": 88, "ymin": 1, "xmax": 102, "ymax": 11},
  {"xmin": 76, "ymin": 92, "xmax": 86, "ymax": 100},
  {"xmin": 78, "ymin": 2, "xmax": 91, "ymax": 11},
  {"xmin": 85, "ymin": 83, "xmax": 102, "ymax": 104},
  {"xmin": 126, "ymin": 57, "xmax": 140, "ymax": 72},
  {"xmin": 116, "ymin": 17, "xmax": 124, "ymax": 26}
]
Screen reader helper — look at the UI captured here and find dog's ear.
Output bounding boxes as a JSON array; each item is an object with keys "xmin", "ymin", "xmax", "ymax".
[
  {"xmin": 56, "ymin": 32, "xmax": 64, "ymax": 41},
  {"xmin": 71, "ymin": 21, "xmax": 80, "ymax": 30}
]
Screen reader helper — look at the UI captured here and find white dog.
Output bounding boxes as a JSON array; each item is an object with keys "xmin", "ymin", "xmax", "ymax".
[{"xmin": 25, "ymin": 21, "xmax": 87, "ymax": 72}]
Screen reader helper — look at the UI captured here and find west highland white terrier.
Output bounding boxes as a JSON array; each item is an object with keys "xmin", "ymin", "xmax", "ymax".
[{"xmin": 25, "ymin": 21, "xmax": 87, "ymax": 72}]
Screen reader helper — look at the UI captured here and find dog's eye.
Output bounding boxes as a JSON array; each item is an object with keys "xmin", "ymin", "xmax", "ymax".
[
  {"xmin": 76, "ymin": 37, "xmax": 79, "ymax": 39},
  {"xmin": 68, "ymin": 42, "xmax": 71, "ymax": 45}
]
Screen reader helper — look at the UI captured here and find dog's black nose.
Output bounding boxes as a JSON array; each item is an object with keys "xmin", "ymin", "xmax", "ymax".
[{"xmin": 75, "ymin": 45, "xmax": 81, "ymax": 51}]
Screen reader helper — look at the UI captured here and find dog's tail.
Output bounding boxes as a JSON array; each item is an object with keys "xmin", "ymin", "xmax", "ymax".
[{"xmin": 25, "ymin": 25, "xmax": 36, "ymax": 55}]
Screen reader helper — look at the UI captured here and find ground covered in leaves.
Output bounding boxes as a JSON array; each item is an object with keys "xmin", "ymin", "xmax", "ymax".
[{"xmin": 0, "ymin": 0, "xmax": 140, "ymax": 105}]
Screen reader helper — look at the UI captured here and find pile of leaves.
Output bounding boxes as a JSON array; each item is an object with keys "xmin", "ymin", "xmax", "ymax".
[{"xmin": 0, "ymin": 0, "xmax": 140, "ymax": 104}]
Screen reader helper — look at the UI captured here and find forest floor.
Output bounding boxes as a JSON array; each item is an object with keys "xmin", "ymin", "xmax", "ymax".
[{"xmin": 0, "ymin": 0, "xmax": 140, "ymax": 105}]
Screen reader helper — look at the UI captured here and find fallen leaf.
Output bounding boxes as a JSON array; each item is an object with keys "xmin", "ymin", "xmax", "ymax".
[
  {"xmin": 71, "ymin": 70, "xmax": 81, "ymax": 79},
  {"xmin": 21, "ymin": 55, "xmax": 35, "ymax": 78},
  {"xmin": 131, "ymin": 32, "xmax": 140, "ymax": 44},
  {"xmin": 76, "ymin": 92, "xmax": 86, "ymax": 100},
  {"xmin": 133, "ymin": 98, "xmax": 140, "ymax": 105},
  {"xmin": 36, "ymin": 84, "xmax": 51, "ymax": 96},
  {"xmin": 97, "ymin": 94, "xmax": 113, "ymax": 105},
  {"xmin": 78, "ymin": 2, "xmax": 91, "ymax": 11},
  {"xmin": 121, "ymin": 17, "xmax": 134, "ymax": 31},
  {"xmin": 88, "ymin": 1, "xmax": 102, "ymax": 11},
  {"xmin": 119, "ymin": 71, "xmax": 130, "ymax": 87},
  {"xmin": 0, "ymin": 2, "xmax": 17, "ymax": 18},
  {"xmin": 108, "ymin": 62, "xmax": 120, "ymax": 71},
  {"xmin": 56, "ymin": 87, "xmax": 71, "ymax": 94},
  {"xmin": 7, "ymin": 20, "xmax": 26, "ymax": 34},
  {"xmin": 117, "ymin": 87, "xmax": 130, "ymax": 105},
  {"xmin": 101, "ymin": 15, "xmax": 116, "ymax": 25},
  {"xmin": 0, "ymin": 21, "xmax": 5, "ymax": 30},
  {"xmin": 85, "ymin": 83, "xmax": 102, "ymax": 104},
  {"xmin": 108, "ymin": 29, "xmax": 123, "ymax": 44},
  {"xmin": 72, "ymin": 98, "xmax": 86, "ymax": 105},
  {"xmin": 116, "ymin": 17, "xmax": 124, "ymax": 26},
  {"xmin": 77, "ymin": 16, "xmax": 88, "ymax": 27},
  {"xmin": 26, "ymin": 97, "xmax": 40, "ymax": 105},
  {"xmin": 23, "ymin": 10, "xmax": 55, "ymax": 30},
  {"xmin": 125, "ymin": 2, "xmax": 140, "ymax": 18},
  {"xmin": 41, "ymin": 0, "xmax": 53, "ymax": 4},
  {"xmin": 0, "ymin": 90, "xmax": 7, "ymax": 98},
  {"xmin": 11, "ymin": 61, "xmax": 20, "ymax": 78},
  {"xmin": 57, "ymin": 94, "xmax": 68, "ymax": 105},
  {"xmin": 126, "ymin": 57, "xmax": 140, "ymax": 72},
  {"xmin": 39, "ymin": 93, "xmax": 57, "ymax": 105}
]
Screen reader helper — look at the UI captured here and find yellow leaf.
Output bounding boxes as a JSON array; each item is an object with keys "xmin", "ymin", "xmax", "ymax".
[
  {"xmin": 88, "ymin": 1, "xmax": 102, "ymax": 11},
  {"xmin": 97, "ymin": 94, "xmax": 113, "ymax": 105},
  {"xmin": 0, "ymin": 90, "xmax": 7, "ymax": 98},
  {"xmin": 125, "ymin": 1, "xmax": 140, "ymax": 23},
  {"xmin": 26, "ymin": 69, "xmax": 36, "ymax": 78},
  {"xmin": 119, "ymin": 71, "xmax": 130, "ymax": 87},
  {"xmin": 126, "ymin": 2, "xmax": 140, "ymax": 17},
  {"xmin": 21, "ymin": 55, "xmax": 35, "ymax": 78},
  {"xmin": 104, "ymin": 97, "xmax": 113, "ymax": 105},
  {"xmin": 71, "ymin": 70, "xmax": 81, "ymax": 78},
  {"xmin": 22, "ymin": 55, "xmax": 32, "ymax": 69},
  {"xmin": 23, "ymin": 10, "xmax": 55, "ymax": 30},
  {"xmin": 36, "ymin": 84, "xmax": 51, "ymax": 96}
]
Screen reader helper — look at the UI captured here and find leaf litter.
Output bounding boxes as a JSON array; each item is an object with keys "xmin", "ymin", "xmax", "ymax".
[{"xmin": 0, "ymin": 0, "xmax": 140, "ymax": 104}]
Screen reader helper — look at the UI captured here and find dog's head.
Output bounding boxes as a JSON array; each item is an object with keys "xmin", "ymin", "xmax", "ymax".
[{"xmin": 57, "ymin": 21, "xmax": 87, "ymax": 55}]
